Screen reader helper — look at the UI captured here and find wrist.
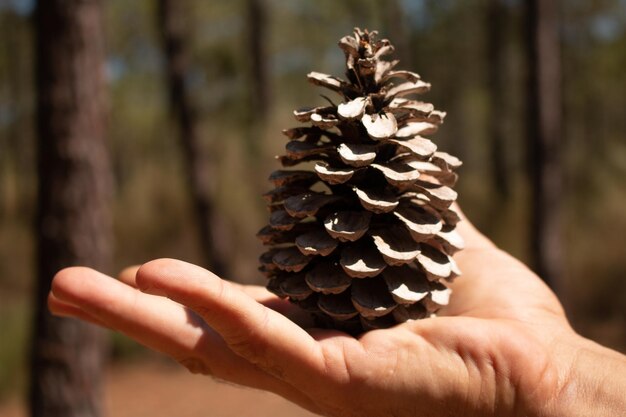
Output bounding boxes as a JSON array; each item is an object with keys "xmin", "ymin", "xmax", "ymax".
[{"xmin": 546, "ymin": 335, "xmax": 626, "ymax": 417}]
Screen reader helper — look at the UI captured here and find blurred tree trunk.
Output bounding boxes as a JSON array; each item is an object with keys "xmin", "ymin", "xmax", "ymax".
[
  {"xmin": 525, "ymin": 0, "xmax": 564, "ymax": 291},
  {"xmin": 244, "ymin": 0, "xmax": 270, "ymax": 161},
  {"xmin": 381, "ymin": 0, "xmax": 413, "ymax": 68},
  {"xmin": 30, "ymin": 1, "xmax": 111, "ymax": 416},
  {"xmin": 157, "ymin": 0, "xmax": 228, "ymax": 277},
  {"xmin": 246, "ymin": 0, "xmax": 270, "ymax": 120},
  {"xmin": 486, "ymin": 0, "xmax": 510, "ymax": 200}
]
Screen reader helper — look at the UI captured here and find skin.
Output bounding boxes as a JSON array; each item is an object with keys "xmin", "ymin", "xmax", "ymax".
[{"xmin": 48, "ymin": 214, "xmax": 626, "ymax": 417}]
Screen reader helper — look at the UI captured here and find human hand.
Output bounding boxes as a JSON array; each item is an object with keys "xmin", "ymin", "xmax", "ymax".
[{"xmin": 48, "ymin": 215, "xmax": 626, "ymax": 417}]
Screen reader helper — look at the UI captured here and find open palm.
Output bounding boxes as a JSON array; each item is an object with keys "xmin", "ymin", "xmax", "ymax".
[{"xmin": 49, "ymin": 216, "xmax": 584, "ymax": 417}]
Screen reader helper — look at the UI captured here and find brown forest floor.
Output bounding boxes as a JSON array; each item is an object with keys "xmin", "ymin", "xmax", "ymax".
[{"xmin": 0, "ymin": 361, "xmax": 318, "ymax": 417}]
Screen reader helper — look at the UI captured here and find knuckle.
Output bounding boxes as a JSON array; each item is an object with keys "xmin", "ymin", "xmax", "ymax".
[
  {"xmin": 189, "ymin": 304, "xmax": 214, "ymax": 320},
  {"xmin": 228, "ymin": 332, "xmax": 267, "ymax": 364},
  {"xmin": 177, "ymin": 357, "xmax": 214, "ymax": 376},
  {"xmin": 134, "ymin": 263, "xmax": 152, "ymax": 291},
  {"xmin": 225, "ymin": 309, "xmax": 286, "ymax": 378}
]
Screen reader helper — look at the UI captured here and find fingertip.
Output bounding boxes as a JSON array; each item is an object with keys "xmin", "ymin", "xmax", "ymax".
[
  {"xmin": 47, "ymin": 291, "xmax": 86, "ymax": 319},
  {"xmin": 47, "ymin": 294, "xmax": 75, "ymax": 317},
  {"xmin": 51, "ymin": 266, "xmax": 96, "ymax": 300},
  {"xmin": 135, "ymin": 258, "xmax": 225, "ymax": 298},
  {"xmin": 117, "ymin": 265, "xmax": 141, "ymax": 287},
  {"xmin": 135, "ymin": 258, "xmax": 184, "ymax": 295},
  {"xmin": 47, "ymin": 291, "xmax": 66, "ymax": 316},
  {"xmin": 48, "ymin": 292, "xmax": 110, "ymax": 327}
]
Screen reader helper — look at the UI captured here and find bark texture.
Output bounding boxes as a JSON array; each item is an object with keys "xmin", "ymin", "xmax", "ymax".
[
  {"xmin": 246, "ymin": 0, "xmax": 270, "ymax": 119},
  {"xmin": 157, "ymin": 0, "xmax": 228, "ymax": 277},
  {"xmin": 525, "ymin": 0, "xmax": 564, "ymax": 291},
  {"xmin": 31, "ymin": 1, "xmax": 111, "ymax": 416},
  {"xmin": 487, "ymin": 0, "xmax": 510, "ymax": 199}
]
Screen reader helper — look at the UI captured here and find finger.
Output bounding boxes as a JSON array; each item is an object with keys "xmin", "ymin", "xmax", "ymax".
[
  {"xmin": 135, "ymin": 259, "xmax": 327, "ymax": 389},
  {"xmin": 231, "ymin": 284, "xmax": 315, "ymax": 327},
  {"xmin": 51, "ymin": 267, "xmax": 220, "ymax": 360},
  {"xmin": 49, "ymin": 267, "xmax": 322, "ymax": 412},
  {"xmin": 230, "ymin": 283, "xmax": 288, "ymax": 311},
  {"xmin": 117, "ymin": 265, "xmax": 140, "ymax": 287},
  {"xmin": 48, "ymin": 292, "xmax": 110, "ymax": 328},
  {"xmin": 119, "ymin": 265, "xmax": 313, "ymax": 326},
  {"xmin": 113, "ymin": 266, "xmax": 314, "ymax": 324},
  {"xmin": 115, "ymin": 267, "xmax": 296, "ymax": 316}
]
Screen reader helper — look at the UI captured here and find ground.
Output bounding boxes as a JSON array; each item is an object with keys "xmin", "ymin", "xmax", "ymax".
[{"xmin": 0, "ymin": 360, "xmax": 318, "ymax": 417}]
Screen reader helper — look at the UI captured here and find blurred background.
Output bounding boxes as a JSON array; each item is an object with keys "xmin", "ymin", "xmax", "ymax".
[{"xmin": 0, "ymin": 0, "xmax": 625, "ymax": 416}]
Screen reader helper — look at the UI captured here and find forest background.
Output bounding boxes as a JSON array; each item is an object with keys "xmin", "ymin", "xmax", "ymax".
[{"xmin": 0, "ymin": 0, "xmax": 625, "ymax": 414}]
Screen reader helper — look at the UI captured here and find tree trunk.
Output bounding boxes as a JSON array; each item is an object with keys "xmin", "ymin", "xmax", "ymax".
[
  {"xmin": 243, "ymin": 0, "xmax": 270, "ymax": 163},
  {"xmin": 246, "ymin": 0, "xmax": 270, "ymax": 120},
  {"xmin": 525, "ymin": 0, "xmax": 564, "ymax": 291},
  {"xmin": 30, "ymin": 1, "xmax": 111, "ymax": 416},
  {"xmin": 157, "ymin": 0, "xmax": 228, "ymax": 277},
  {"xmin": 486, "ymin": 0, "xmax": 510, "ymax": 200},
  {"xmin": 381, "ymin": 0, "xmax": 413, "ymax": 69}
]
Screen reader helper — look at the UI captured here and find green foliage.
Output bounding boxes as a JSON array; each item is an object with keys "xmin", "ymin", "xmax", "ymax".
[{"xmin": 0, "ymin": 301, "xmax": 30, "ymax": 401}]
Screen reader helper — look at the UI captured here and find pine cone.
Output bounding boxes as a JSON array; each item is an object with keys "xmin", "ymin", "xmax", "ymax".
[{"xmin": 258, "ymin": 28, "xmax": 464, "ymax": 334}]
